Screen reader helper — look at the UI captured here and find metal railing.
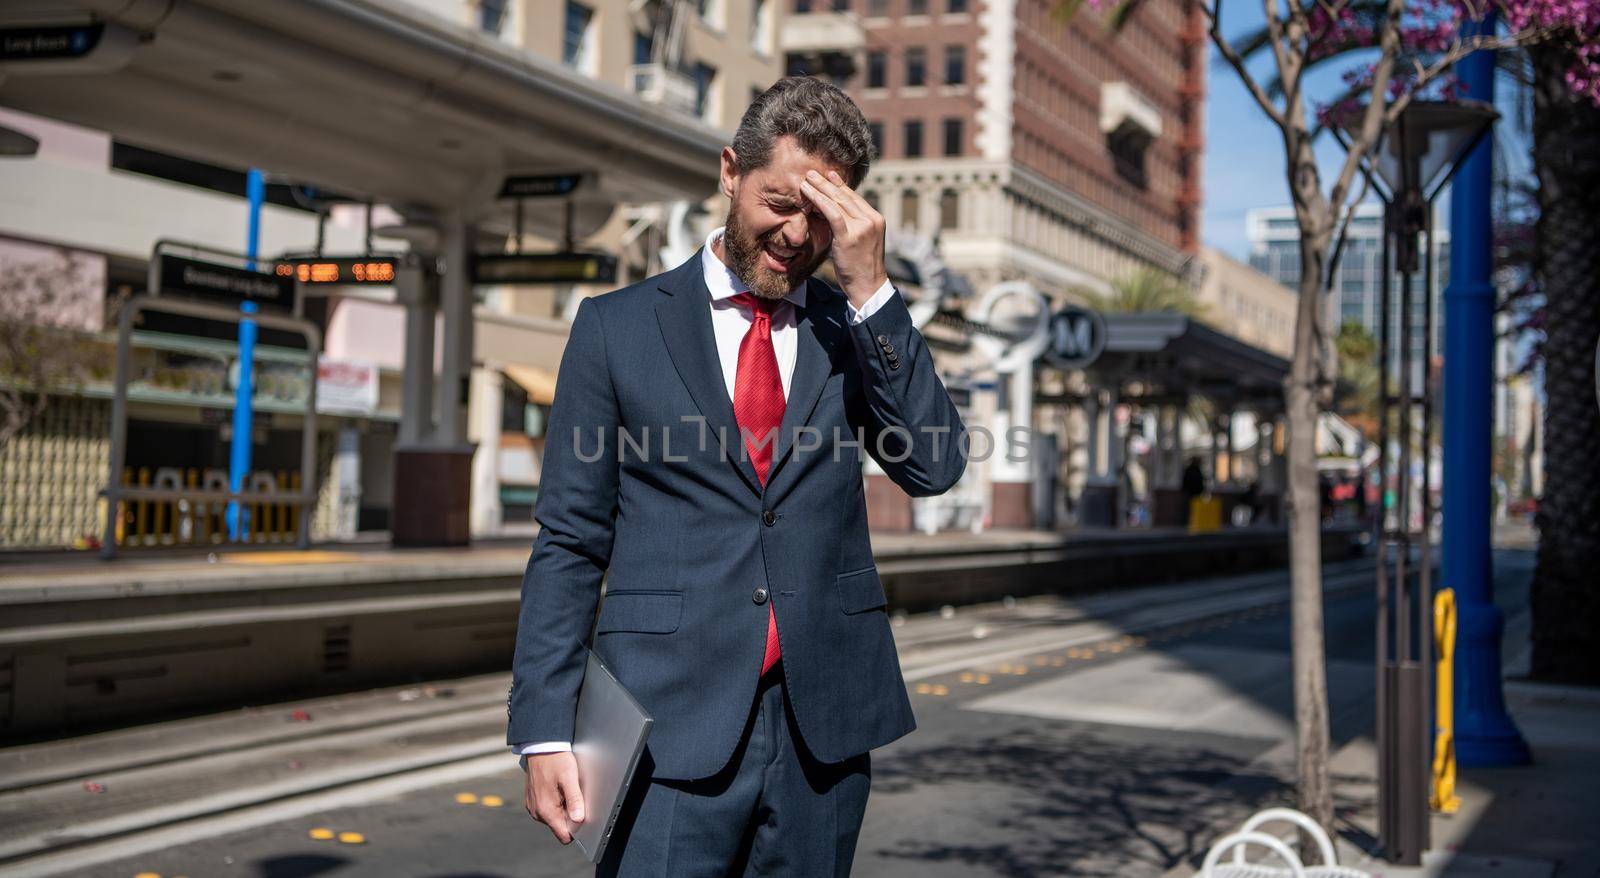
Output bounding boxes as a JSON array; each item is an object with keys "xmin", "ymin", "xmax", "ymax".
[
  {"xmin": 100, "ymin": 293, "xmax": 321, "ymax": 558},
  {"xmin": 109, "ymin": 467, "xmax": 309, "ymax": 547}
]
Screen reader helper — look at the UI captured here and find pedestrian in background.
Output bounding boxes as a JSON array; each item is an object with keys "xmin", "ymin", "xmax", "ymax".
[{"xmin": 1181, "ymin": 456, "xmax": 1207, "ymax": 526}]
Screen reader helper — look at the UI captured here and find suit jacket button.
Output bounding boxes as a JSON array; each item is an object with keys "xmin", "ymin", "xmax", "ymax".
[
  {"xmin": 875, "ymin": 333, "xmax": 889, "ymax": 345},
  {"xmin": 753, "ymin": 587, "xmax": 769, "ymax": 605},
  {"xmin": 881, "ymin": 342, "xmax": 894, "ymax": 354},
  {"xmin": 762, "ymin": 509, "xmax": 777, "ymax": 526}
]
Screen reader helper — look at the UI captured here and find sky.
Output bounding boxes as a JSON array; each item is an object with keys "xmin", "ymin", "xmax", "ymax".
[{"xmin": 1197, "ymin": 3, "xmax": 1537, "ymax": 261}]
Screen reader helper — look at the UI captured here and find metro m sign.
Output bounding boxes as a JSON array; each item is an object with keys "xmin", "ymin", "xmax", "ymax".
[{"xmin": 1044, "ymin": 305, "xmax": 1107, "ymax": 370}]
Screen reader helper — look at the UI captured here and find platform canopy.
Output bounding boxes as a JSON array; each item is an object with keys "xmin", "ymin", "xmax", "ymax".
[
  {"xmin": 0, "ymin": 0, "xmax": 725, "ymax": 233},
  {"xmin": 1097, "ymin": 312, "xmax": 1290, "ymax": 412}
]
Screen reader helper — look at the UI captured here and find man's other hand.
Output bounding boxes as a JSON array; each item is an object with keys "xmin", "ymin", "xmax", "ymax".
[{"xmin": 524, "ymin": 751, "xmax": 586, "ymax": 844}]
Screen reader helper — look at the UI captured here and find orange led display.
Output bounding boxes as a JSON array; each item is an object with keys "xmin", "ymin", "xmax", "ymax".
[{"xmin": 274, "ymin": 257, "xmax": 400, "ymax": 285}]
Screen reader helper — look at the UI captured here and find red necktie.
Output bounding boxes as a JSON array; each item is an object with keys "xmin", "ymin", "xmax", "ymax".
[{"xmin": 730, "ymin": 292, "xmax": 785, "ymax": 675}]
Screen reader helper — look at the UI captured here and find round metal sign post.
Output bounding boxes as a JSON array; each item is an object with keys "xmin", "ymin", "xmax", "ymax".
[{"xmin": 1045, "ymin": 304, "xmax": 1107, "ymax": 371}]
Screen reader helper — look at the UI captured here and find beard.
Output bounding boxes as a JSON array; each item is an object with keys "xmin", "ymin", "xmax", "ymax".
[{"xmin": 721, "ymin": 207, "xmax": 830, "ymax": 302}]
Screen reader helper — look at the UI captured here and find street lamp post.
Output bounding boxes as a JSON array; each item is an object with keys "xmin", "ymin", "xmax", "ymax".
[
  {"xmin": 1445, "ymin": 12, "xmax": 1532, "ymax": 770},
  {"xmin": 1338, "ymin": 98, "xmax": 1498, "ymax": 865}
]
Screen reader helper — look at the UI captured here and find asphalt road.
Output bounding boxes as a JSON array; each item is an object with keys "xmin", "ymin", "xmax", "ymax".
[{"xmin": 39, "ymin": 555, "xmax": 1459, "ymax": 878}]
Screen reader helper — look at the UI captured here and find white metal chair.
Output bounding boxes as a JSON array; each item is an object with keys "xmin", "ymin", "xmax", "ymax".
[{"xmin": 1199, "ymin": 808, "xmax": 1371, "ymax": 878}]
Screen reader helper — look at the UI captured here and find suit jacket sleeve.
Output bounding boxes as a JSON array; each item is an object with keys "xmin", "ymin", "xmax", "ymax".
[
  {"xmin": 847, "ymin": 288, "xmax": 967, "ymax": 497},
  {"xmin": 507, "ymin": 296, "xmax": 619, "ymax": 745}
]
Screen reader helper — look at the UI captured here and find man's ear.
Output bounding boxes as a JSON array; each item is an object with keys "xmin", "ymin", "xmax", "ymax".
[{"xmin": 719, "ymin": 147, "xmax": 739, "ymax": 201}]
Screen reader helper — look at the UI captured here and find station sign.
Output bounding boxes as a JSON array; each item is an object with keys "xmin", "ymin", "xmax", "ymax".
[
  {"xmin": 274, "ymin": 256, "xmax": 398, "ymax": 285},
  {"xmin": 1043, "ymin": 304, "xmax": 1107, "ymax": 370},
  {"xmin": 0, "ymin": 23, "xmax": 104, "ymax": 61},
  {"xmin": 472, "ymin": 251, "xmax": 618, "ymax": 286},
  {"xmin": 156, "ymin": 254, "xmax": 295, "ymax": 311},
  {"xmin": 498, "ymin": 173, "xmax": 587, "ymax": 199}
]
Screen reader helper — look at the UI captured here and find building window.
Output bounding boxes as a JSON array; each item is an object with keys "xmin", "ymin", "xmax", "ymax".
[
  {"xmin": 563, "ymin": 2, "xmax": 594, "ymax": 71},
  {"xmin": 634, "ymin": 31, "xmax": 653, "ymax": 65},
  {"xmin": 903, "ymin": 119, "xmax": 924, "ymax": 157},
  {"xmin": 864, "ymin": 190, "xmax": 880, "ymax": 210},
  {"xmin": 795, "ymin": 0, "xmax": 811, "ymax": 12},
  {"xmin": 751, "ymin": 0, "xmax": 773, "ymax": 53},
  {"xmin": 901, "ymin": 189, "xmax": 921, "ymax": 229},
  {"xmin": 868, "ymin": 121, "xmax": 884, "ymax": 157},
  {"xmin": 866, "ymin": 51, "xmax": 887, "ymax": 88},
  {"xmin": 947, "ymin": 0, "xmax": 968, "ymax": 11},
  {"xmin": 693, "ymin": 62, "xmax": 718, "ymax": 120},
  {"xmin": 866, "ymin": 0, "xmax": 889, "ymax": 14},
  {"xmin": 944, "ymin": 45, "xmax": 965, "ymax": 85},
  {"xmin": 905, "ymin": 47, "xmax": 926, "ymax": 87},
  {"xmin": 942, "ymin": 117, "xmax": 963, "ymax": 156},
  {"xmin": 831, "ymin": 0, "xmax": 850, "ymax": 9},
  {"xmin": 479, "ymin": 0, "xmax": 509, "ymax": 34},
  {"xmin": 908, "ymin": 0, "xmax": 928, "ymax": 13},
  {"xmin": 939, "ymin": 188, "xmax": 959, "ymax": 230}
]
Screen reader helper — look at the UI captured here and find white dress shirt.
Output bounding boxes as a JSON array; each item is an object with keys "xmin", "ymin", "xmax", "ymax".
[{"xmin": 513, "ymin": 229, "xmax": 897, "ymax": 758}]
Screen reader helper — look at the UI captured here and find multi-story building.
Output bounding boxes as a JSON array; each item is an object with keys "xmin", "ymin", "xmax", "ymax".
[
  {"xmin": 1247, "ymin": 204, "xmax": 1450, "ymax": 364},
  {"xmin": 785, "ymin": 0, "xmax": 1206, "ymax": 297},
  {"xmin": 1196, "ymin": 248, "xmax": 1297, "ymax": 360}
]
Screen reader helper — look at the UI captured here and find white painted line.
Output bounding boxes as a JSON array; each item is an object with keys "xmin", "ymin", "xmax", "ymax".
[
  {"xmin": 901, "ymin": 573, "xmax": 1370, "ymax": 682},
  {"xmin": 0, "ymin": 752, "xmax": 516, "ymax": 878}
]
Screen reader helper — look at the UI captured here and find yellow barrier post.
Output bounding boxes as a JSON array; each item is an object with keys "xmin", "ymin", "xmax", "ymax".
[
  {"xmin": 135, "ymin": 467, "xmax": 151, "ymax": 546},
  {"xmin": 116, "ymin": 468, "xmax": 131, "ymax": 546},
  {"xmin": 1431, "ymin": 587, "xmax": 1461, "ymax": 813}
]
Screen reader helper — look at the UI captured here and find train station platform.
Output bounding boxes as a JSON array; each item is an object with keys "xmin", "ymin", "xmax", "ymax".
[{"xmin": 0, "ymin": 525, "xmax": 1362, "ymax": 738}]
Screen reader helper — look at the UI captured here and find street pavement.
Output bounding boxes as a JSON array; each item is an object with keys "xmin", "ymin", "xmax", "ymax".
[{"xmin": 4, "ymin": 550, "xmax": 1587, "ymax": 878}]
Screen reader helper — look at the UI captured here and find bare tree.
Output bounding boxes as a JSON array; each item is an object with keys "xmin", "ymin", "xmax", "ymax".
[
  {"xmin": 1056, "ymin": 0, "xmax": 1593, "ymax": 838},
  {"xmin": 0, "ymin": 249, "xmax": 101, "ymax": 446}
]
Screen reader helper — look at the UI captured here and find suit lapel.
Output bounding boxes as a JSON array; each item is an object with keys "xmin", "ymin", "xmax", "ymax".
[
  {"xmin": 654, "ymin": 254, "xmax": 763, "ymax": 496},
  {"xmin": 765, "ymin": 277, "xmax": 842, "ymax": 488}
]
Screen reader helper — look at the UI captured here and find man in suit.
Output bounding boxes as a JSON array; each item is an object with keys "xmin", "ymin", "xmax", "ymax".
[{"xmin": 509, "ymin": 76, "xmax": 966, "ymax": 876}]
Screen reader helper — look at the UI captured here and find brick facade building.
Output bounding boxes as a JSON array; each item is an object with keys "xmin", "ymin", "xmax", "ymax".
[{"xmin": 788, "ymin": 0, "xmax": 1204, "ymax": 296}]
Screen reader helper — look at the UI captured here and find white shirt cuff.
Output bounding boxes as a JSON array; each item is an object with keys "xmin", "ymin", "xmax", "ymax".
[
  {"xmin": 513, "ymin": 741, "xmax": 573, "ymax": 755},
  {"xmin": 844, "ymin": 280, "xmax": 898, "ymax": 325}
]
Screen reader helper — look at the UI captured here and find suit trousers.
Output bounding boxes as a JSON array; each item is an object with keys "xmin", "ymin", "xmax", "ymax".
[{"xmin": 597, "ymin": 666, "xmax": 871, "ymax": 876}]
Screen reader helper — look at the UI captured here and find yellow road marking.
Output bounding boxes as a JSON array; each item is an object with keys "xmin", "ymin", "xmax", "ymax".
[{"xmin": 222, "ymin": 551, "xmax": 361, "ymax": 565}]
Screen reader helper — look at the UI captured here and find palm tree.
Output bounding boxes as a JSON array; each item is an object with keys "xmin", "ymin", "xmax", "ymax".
[
  {"xmin": 1094, "ymin": 267, "xmax": 1210, "ymax": 318},
  {"xmin": 1334, "ymin": 320, "xmax": 1381, "ymax": 433},
  {"xmin": 1526, "ymin": 42, "xmax": 1600, "ymax": 685}
]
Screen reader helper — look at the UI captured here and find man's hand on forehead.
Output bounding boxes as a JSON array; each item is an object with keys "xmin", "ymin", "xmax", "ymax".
[{"xmin": 798, "ymin": 168, "xmax": 888, "ymax": 310}]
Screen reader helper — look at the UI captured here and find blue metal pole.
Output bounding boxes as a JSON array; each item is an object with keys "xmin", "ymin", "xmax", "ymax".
[
  {"xmin": 226, "ymin": 169, "xmax": 265, "ymax": 540},
  {"xmin": 1443, "ymin": 11, "xmax": 1529, "ymax": 766}
]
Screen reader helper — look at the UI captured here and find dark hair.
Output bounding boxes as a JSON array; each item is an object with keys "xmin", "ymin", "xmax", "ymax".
[{"xmin": 732, "ymin": 76, "xmax": 874, "ymax": 188}]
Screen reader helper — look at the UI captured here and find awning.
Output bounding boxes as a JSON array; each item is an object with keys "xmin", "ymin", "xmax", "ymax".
[
  {"xmin": 502, "ymin": 364, "xmax": 557, "ymax": 406},
  {"xmin": 0, "ymin": 0, "xmax": 724, "ymax": 230},
  {"xmin": 1095, "ymin": 312, "xmax": 1290, "ymax": 411}
]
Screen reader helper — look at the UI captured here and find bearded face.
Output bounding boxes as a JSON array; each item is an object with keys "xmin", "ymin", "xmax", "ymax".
[{"xmin": 715, "ymin": 136, "xmax": 842, "ymax": 301}]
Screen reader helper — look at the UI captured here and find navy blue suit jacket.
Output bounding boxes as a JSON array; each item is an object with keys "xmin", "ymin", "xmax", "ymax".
[{"xmin": 507, "ymin": 252, "xmax": 966, "ymax": 781}]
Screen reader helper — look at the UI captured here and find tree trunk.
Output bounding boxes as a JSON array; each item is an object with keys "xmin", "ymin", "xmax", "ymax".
[
  {"xmin": 1288, "ymin": 226, "xmax": 1335, "ymax": 838},
  {"xmin": 1528, "ymin": 44, "xmax": 1600, "ymax": 685}
]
